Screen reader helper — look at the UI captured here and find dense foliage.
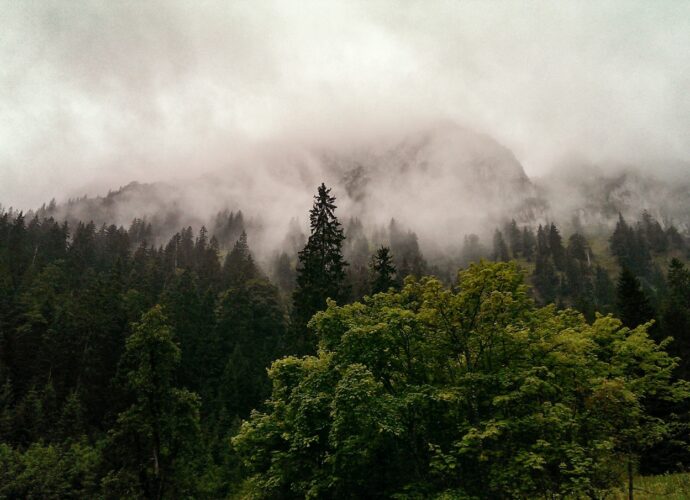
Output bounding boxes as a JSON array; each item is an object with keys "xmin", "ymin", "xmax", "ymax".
[
  {"xmin": 234, "ymin": 262, "xmax": 688, "ymax": 498},
  {"xmin": 0, "ymin": 185, "xmax": 689, "ymax": 497}
]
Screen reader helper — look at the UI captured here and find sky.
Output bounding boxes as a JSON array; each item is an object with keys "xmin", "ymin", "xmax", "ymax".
[{"xmin": 1, "ymin": 0, "xmax": 689, "ymax": 210}]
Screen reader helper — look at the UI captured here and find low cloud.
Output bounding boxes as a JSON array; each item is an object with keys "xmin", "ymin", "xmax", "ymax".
[{"xmin": 1, "ymin": 0, "xmax": 689, "ymax": 217}]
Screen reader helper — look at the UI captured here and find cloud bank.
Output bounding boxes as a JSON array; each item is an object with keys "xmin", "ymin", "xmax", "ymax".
[{"xmin": 1, "ymin": 0, "xmax": 689, "ymax": 210}]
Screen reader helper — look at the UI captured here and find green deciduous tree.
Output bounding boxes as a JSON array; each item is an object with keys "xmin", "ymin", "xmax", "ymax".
[{"xmin": 234, "ymin": 262, "xmax": 688, "ymax": 499}]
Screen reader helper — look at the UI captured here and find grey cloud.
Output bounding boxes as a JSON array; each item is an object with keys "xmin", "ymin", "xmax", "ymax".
[{"xmin": 1, "ymin": 0, "xmax": 689, "ymax": 213}]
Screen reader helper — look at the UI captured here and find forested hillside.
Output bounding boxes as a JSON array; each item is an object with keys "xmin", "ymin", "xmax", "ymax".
[{"xmin": 1, "ymin": 182, "xmax": 689, "ymax": 498}]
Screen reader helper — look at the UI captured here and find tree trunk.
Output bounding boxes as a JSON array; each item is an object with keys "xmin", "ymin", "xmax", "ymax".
[{"xmin": 628, "ymin": 456, "xmax": 634, "ymax": 500}]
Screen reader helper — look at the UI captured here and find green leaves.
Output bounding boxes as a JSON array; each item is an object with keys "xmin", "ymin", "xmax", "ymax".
[{"xmin": 235, "ymin": 261, "xmax": 689, "ymax": 498}]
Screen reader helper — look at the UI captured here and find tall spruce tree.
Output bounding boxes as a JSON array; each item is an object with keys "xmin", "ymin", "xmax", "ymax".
[
  {"xmin": 370, "ymin": 246, "xmax": 397, "ymax": 294},
  {"xmin": 492, "ymin": 229, "xmax": 510, "ymax": 262},
  {"xmin": 222, "ymin": 230, "xmax": 257, "ymax": 287},
  {"xmin": 615, "ymin": 267, "xmax": 655, "ymax": 329},
  {"xmin": 291, "ymin": 183, "xmax": 349, "ymax": 352},
  {"xmin": 660, "ymin": 259, "xmax": 690, "ymax": 378}
]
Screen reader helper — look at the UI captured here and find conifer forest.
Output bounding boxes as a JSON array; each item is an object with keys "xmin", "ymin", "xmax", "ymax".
[{"xmin": 2, "ymin": 2, "xmax": 690, "ymax": 498}]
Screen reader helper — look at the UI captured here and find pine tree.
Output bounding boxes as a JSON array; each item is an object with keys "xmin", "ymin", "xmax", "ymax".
[
  {"xmin": 107, "ymin": 305, "xmax": 202, "ymax": 499},
  {"xmin": 615, "ymin": 267, "xmax": 655, "ymax": 329},
  {"xmin": 271, "ymin": 251, "xmax": 296, "ymax": 297},
  {"xmin": 660, "ymin": 259, "xmax": 690, "ymax": 378},
  {"xmin": 548, "ymin": 223, "xmax": 565, "ymax": 270},
  {"xmin": 536, "ymin": 224, "xmax": 548, "ymax": 260},
  {"xmin": 291, "ymin": 184, "xmax": 349, "ymax": 352},
  {"xmin": 593, "ymin": 265, "xmax": 615, "ymax": 313},
  {"xmin": 370, "ymin": 246, "xmax": 397, "ymax": 294},
  {"xmin": 492, "ymin": 229, "xmax": 510, "ymax": 262},
  {"xmin": 222, "ymin": 231, "xmax": 257, "ymax": 287},
  {"xmin": 522, "ymin": 227, "xmax": 536, "ymax": 262},
  {"xmin": 640, "ymin": 210, "xmax": 668, "ymax": 253},
  {"xmin": 505, "ymin": 219, "xmax": 523, "ymax": 258},
  {"xmin": 461, "ymin": 234, "xmax": 485, "ymax": 266},
  {"xmin": 610, "ymin": 214, "xmax": 631, "ymax": 262}
]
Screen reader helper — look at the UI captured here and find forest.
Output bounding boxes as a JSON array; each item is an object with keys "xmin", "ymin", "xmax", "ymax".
[{"xmin": 0, "ymin": 182, "xmax": 689, "ymax": 499}]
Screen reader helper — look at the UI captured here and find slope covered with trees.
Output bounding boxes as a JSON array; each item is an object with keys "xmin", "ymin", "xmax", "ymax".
[{"xmin": 0, "ymin": 183, "xmax": 689, "ymax": 497}]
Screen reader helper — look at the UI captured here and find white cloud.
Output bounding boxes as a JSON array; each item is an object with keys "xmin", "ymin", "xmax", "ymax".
[{"xmin": 1, "ymin": 0, "xmax": 689, "ymax": 209}]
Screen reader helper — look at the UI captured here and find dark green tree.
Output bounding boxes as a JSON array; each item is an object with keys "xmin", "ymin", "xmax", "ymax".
[
  {"xmin": 660, "ymin": 259, "xmax": 690, "ymax": 378},
  {"xmin": 105, "ymin": 305, "xmax": 203, "ymax": 499},
  {"xmin": 214, "ymin": 279, "xmax": 286, "ymax": 419},
  {"xmin": 505, "ymin": 219, "xmax": 523, "ymax": 258},
  {"xmin": 492, "ymin": 229, "xmax": 510, "ymax": 262},
  {"xmin": 594, "ymin": 265, "xmax": 615, "ymax": 313},
  {"xmin": 370, "ymin": 246, "xmax": 397, "ymax": 294},
  {"xmin": 291, "ymin": 184, "xmax": 349, "ymax": 352},
  {"xmin": 548, "ymin": 223, "xmax": 565, "ymax": 270},
  {"xmin": 222, "ymin": 230, "xmax": 258, "ymax": 287},
  {"xmin": 522, "ymin": 226, "xmax": 536, "ymax": 262},
  {"xmin": 616, "ymin": 267, "xmax": 655, "ymax": 329}
]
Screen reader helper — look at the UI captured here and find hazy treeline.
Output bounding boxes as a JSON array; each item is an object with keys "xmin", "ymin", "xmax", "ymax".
[{"xmin": 0, "ymin": 184, "xmax": 689, "ymax": 497}]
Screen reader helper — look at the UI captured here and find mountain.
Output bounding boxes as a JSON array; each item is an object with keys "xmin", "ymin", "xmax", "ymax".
[
  {"xmin": 33, "ymin": 122, "xmax": 689, "ymax": 252},
  {"xmin": 538, "ymin": 166, "xmax": 690, "ymax": 234}
]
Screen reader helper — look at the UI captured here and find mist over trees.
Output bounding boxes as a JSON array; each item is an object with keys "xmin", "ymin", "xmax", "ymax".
[
  {"xmin": 1, "ymin": 179, "xmax": 689, "ymax": 497},
  {"xmin": 3, "ymin": 1, "xmax": 690, "ymax": 496}
]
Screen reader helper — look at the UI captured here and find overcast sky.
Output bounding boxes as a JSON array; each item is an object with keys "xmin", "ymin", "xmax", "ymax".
[{"xmin": 1, "ymin": 0, "xmax": 689, "ymax": 209}]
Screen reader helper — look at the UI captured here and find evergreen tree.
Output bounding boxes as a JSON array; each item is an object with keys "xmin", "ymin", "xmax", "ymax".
[
  {"xmin": 534, "ymin": 254, "xmax": 559, "ymax": 304},
  {"xmin": 548, "ymin": 223, "xmax": 565, "ymax": 270},
  {"xmin": 370, "ymin": 246, "xmax": 397, "ymax": 294},
  {"xmin": 271, "ymin": 251, "xmax": 296, "ymax": 297},
  {"xmin": 593, "ymin": 265, "xmax": 615, "ymax": 313},
  {"xmin": 505, "ymin": 219, "xmax": 523, "ymax": 258},
  {"xmin": 610, "ymin": 214, "xmax": 652, "ymax": 277},
  {"xmin": 214, "ymin": 279, "xmax": 286, "ymax": 420},
  {"xmin": 522, "ymin": 226, "xmax": 536, "ymax": 262},
  {"xmin": 567, "ymin": 233, "xmax": 589, "ymax": 263},
  {"xmin": 222, "ymin": 231, "xmax": 257, "ymax": 287},
  {"xmin": 461, "ymin": 234, "xmax": 485, "ymax": 266},
  {"xmin": 640, "ymin": 210, "xmax": 668, "ymax": 253},
  {"xmin": 666, "ymin": 225, "xmax": 686, "ymax": 252},
  {"xmin": 615, "ymin": 267, "xmax": 655, "ymax": 329},
  {"xmin": 492, "ymin": 229, "xmax": 510, "ymax": 262},
  {"xmin": 106, "ymin": 305, "xmax": 203, "ymax": 499},
  {"xmin": 389, "ymin": 219, "xmax": 427, "ymax": 278},
  {"xmin": 536, "ymin": 224, "xmax": 548, "ymax": 260},
  {"xmin": 610, "ymin": 214, "xmax": 631, "ymax": 262},
  {"xmin": 291, "ymin": 184, "xmax": 349, "ymax": 352},
  {"xmin": 660, "ymin": 259, "xmax": 690, "ymax": 378}
]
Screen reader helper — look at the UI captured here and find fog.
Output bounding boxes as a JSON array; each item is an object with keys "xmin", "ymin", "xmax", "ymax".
[{"xmin": 2, "ymin": 1, "xmax": 689, "ymax": 240}]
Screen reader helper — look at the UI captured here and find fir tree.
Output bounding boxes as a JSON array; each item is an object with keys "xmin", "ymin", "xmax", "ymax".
[
  {"xmin": 461, "ymin": 234, "xmax": 485, "ymax": 265},
  {"xmin": 291, "ymin": 184, "xmax": 349, "ymax": 352},
  {"xmin": 222, "ymin": 231, "xmax": 257, "ymax": 287},
  {"xmin": 522, "ymin": 227, "xmax": 536, "ymax": 262},
  {"xmin": 615, "ymin": 267, "xmax": 655, "ymax": 329},
  {"xmin": 370, "ymin": 246, "xmax": 397, "ymax": 294},
  {"xmin": 548, "ymin": 223, "xmax": 565, "ymax": 270},
  {"xmin": 492, "ymin": 229, "xmax": 510, "ymax": 262},
  {"xmin": 505, "ymin": 219, "xmax": 523, "ymax": 258},
  {"xmin": 660, "ymin": 259, "xmax": 690, "ymax": 378},
  {"xmin": 593, "ymin": 265, "xmax": 615, "ymax": 313}
]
